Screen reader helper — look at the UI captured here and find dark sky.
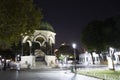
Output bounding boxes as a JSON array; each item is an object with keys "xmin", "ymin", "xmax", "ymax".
[{"xmin": 34, "ymin": 0, "xmax": 120, "ymax": 49}]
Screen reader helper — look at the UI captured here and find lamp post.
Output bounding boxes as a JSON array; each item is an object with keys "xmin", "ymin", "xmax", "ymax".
[
  {"xmin": 21, "ymin": 43, "xmax": 23, "ymax": 56},
  {"xmin": 21, "ymin": 33, "xmax": 24, "ymax": 56},
  {"xmin": 72, "ymin": 43, "xmax": 77, "ymax": 73}
]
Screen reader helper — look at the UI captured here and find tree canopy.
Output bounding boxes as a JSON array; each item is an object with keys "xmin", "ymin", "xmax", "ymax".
[
  {"xmin": 55, "ymin": 43, "xmax": 80, "ymax": 60},
  {"xmin": 0, "ymin": 0, "xmax": 43, "ymax": 49},
  {"xmin": 81, "ymin": 20, "xmax": 106, "ymax": 52},
  {"xmin": 104, "ymin": 16, "xmax": 120, "ymax": 48},
  {"xmin": 81, "ymin": 15, "xmax": 120, "ymax": 52}
]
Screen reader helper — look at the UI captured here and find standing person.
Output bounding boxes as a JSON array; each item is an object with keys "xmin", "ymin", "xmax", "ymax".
[
  {"xmin": 0, "ymin": 60, "xmax": 2, "ymax": 71},
  {"xmin": 3, "ymin": 58, "xmax": 6, "ymax": 70}
]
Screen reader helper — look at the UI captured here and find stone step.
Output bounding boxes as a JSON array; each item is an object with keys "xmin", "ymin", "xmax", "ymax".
[{"xmin": 32, "ymin": 61, "xmax": 50, "ymax": 69}]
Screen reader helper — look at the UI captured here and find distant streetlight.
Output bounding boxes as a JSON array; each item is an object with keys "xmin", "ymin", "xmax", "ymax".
[{"xmin": 72, "ymin": 43, "xmax": 77, "ymax": 73}]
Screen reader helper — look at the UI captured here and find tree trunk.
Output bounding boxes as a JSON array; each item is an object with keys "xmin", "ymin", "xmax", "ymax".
[
  {"xmin": 90, "ymin": 52, "xmax": 95, "ymax": 64},
  {"xmin": 96, "ymin": 50, "xmax": 102, "ymax": 62},
  {"xmin": 109, "ymin": 48, "xmax": 115, "ymax": 71},
  {"xmin": 98, "ymin": 53, "xmax": 101, "ymax": 61},
  {"xmin": 111, "ymin": 52, "xmax": 115, "ymax": 71}
]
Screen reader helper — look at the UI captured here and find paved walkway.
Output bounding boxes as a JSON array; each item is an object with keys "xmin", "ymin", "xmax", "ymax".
[
  {"xmin": 0, "ymin": 62, "xmax": 102, "ymax": 80},
  {"xmin": 30, "ymin": 62, "xmax": 101, "ymax": 80},
  {"xmin": 0, "ymin": 70, "xmax": 102, "ymax": 80},
  {"xmin": 62, "ymin": 71, "xmax": 102, "ymax": 80}
]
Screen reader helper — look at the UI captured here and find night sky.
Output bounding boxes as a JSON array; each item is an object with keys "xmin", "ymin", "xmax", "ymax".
[{"xmin": 34, "ymin": 0, "xmax": 120, "ymax": 49}]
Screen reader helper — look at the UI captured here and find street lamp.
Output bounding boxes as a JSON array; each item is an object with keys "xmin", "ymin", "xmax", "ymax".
[
  {"xmin": 72, "ymin": 43, "xmax": 77, "ymax": 73},
  {"xmin": 21, "ymin": 33, "xmax": 24, "ymax": 56}
]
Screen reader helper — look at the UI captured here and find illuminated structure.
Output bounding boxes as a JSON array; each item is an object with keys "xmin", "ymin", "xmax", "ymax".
[
  {"xmin": 21, "ymin": 21, "xmax": 56, "ymax": 56},
  {"xmin": 79, "ymin": 51, "xmax": 100, "ymax": 65}
]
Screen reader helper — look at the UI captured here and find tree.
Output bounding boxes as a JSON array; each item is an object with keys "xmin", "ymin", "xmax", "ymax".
[
  {"xmin": 81, "ymin": 15, "xmax": 120, "ymax": 70},
  {"xmin": 55, "ymin": 43, "xmax": 80, "ymax": 61},
  {"xmin": 81, "ymin": 20, "xmax": 106, "ymax": 64},
  {"xmin": 0, "ymin": 0, "xmax": 43, "ymax": 49},
  {"xmin": 103, "ymin": 16, "xmax": 120, "ymax": 70},
  {"xmin": 55, "ymin": 43, "xmax": 73, "ymax": 59},
  {"xmin": 104, "ymin": 16, "xmax": 120, "ymax": 48}
]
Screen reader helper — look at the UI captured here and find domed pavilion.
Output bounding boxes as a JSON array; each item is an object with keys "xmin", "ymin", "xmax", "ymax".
[{"xmin": 21, "ymin": 21, "xmax": 56, "ymax": 56}]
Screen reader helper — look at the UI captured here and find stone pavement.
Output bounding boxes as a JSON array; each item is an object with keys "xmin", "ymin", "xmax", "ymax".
[
  {"xmin": 31, "ymin": 61, "xmax": 51, "ymax": 69},
  {"xmin": 29, "ymin": 61, "xmax": 101, "ymax": 80},
  {"xmin": 62, "ymin": 71, "xmax": 102, "ymax": 80},
  {"xmin": 0, "ymin": 70, "xmax": 102, "ymax": 80}
]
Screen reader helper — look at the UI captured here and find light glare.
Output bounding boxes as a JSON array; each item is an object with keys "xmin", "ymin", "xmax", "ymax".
[{"xmin": 72, "ymin": 43, "xmax": 76, "ymax": 49}]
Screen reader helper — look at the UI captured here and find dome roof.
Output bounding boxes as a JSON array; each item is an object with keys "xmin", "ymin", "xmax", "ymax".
[{"xmin": 37, "ymin": 21, "xmax": 55, "ymax": 32}]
